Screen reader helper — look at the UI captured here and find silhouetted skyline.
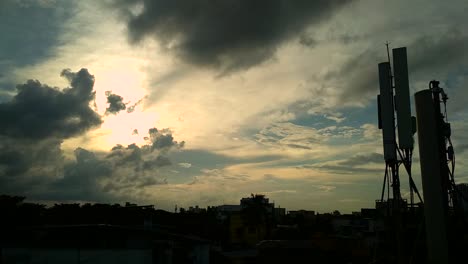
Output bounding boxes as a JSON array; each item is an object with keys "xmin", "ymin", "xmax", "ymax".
[{"xmin": 0, "ymin": 0, "xmax": 467, "ymax": 214}]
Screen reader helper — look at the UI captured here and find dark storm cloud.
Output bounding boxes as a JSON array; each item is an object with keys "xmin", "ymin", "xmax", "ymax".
[
  {"xmin": 106, "ymin": 133, "xmax": 177, "ymax": 172},
  {"xmin": 103, "ymin": 93, "xmax": 144, "ymax": 115},
  {"xmin": 50, "ymin": 148, "xmax": 113, "ymax": 201},
  {"xmin": 323, "ymin": 47, "xmax": 380, "ymax": 102},
  {"xmin": 114, "ymin": 0, "xmax": 353, "ymax": 73},
  {"xmin": 0, "ymin": 145, "xmax": 30, "ymax": 177},
  {"xmin": 105, "ymin": 128, "xmax": 183, "ymax": 174},
  {"xmin": 407, "ymin": 31, "xmax": 468, "ymax": 77},
  {"xmin": 105, "ymin": 91, "xmax": 126, "ymax": 115},
  {"xmin": 41, "ymin": 127, "xmax": 183, "ymax": 202},
  {"xmin": 0, "ymin": 68, "xmax": 102, "ymax": 139},
  {"xmin": 299, "ymin": 35, "xmax": 319, "ymax": 48},
  {"xmin": 0, "ymin": 0, "xmax": 73, "ymax": 87},
  {"xmin": 107, "ymin": 143, "xmax": 142, "ymax": 166},
  {"xmin": 0, "ymin": 68, "xmax": 103, "ymax": 198},
  {"xmin": 0, "ymin": 69, "xmax": 184, "ymax": 203},
  {"xmin": 407, "ymin": 32, "xmax": 468, "ymax": 113},
  {"xmin": 0, "ymin": 137, "xmax": 63, "ymax": 180},
  {"xmin": 2, "ymin": 127, "xmax": 184, "ymax": 202},
  {"xmin": 145, "ymin": 128, "xmax": 185, "ymax": 151},
  {"xmin": 298, "ymin": 32, "xmax": 366, "ymax": 48},
  {"xmin": 0, "ymin": 136, "xmax": 65, "ymax": 198}
]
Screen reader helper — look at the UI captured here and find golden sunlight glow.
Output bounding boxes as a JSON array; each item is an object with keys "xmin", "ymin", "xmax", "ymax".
[
  {"xmin": 100, "ymin": 111, "xmax": 159, "ymax": 148},
  {"xmin": 92, "ymin": 58, "xmax": 148, "ymax": 110},
  {"xmin": 88, "ymin": 57, "xmax": 159, "ymax": 150}
]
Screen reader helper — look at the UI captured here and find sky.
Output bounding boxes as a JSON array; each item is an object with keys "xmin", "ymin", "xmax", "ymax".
[{"xmin": 1, "ymin": 0, "xmax": 467, "ymax": 213}]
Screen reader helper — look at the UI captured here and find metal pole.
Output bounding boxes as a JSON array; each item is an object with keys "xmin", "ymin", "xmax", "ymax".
[
  {"xmin": 381, "ymin": 166, "xmax": 388, "ymax": 202},
  {"xmin": 415, "ymin": 89, "xmax": 449, "ymax": 264}
]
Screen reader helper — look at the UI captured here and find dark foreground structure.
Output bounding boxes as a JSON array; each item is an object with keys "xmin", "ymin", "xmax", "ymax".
[
  {"xmin": 374, "ymin": 46, "xmax": 468, "ymax": 263},
  {"xmin": 2, "ymin": 224, "xmax": 209, "ymax": 264},
  {"xmin": 1, "ymin": 194, "xmax": 468, "ymax": 263}
]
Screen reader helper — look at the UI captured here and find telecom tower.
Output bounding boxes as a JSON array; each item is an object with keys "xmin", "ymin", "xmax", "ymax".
[
  {"xmin": 377, "ymin": 46, "xmax": 421, "ymax": 213},
  {"xmin": 377, "ymin": 46, "xmax": 464, "ymax": 263},
  {"xmin": 376, "ymin": 46, "xmax": 422, "ymax": 264}
]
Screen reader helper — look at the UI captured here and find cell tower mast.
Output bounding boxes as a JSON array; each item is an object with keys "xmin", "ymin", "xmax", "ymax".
[
  {"xmin": 377, "ymin": 45, "xmax": 421, "ymax": 211},
  {"xmin": 377, "ymin": 45, "xmax": 423, "ymax": 263},
  {"xmin": 376, "ymin": 44, "xmax": 464, "ymax": 263}
]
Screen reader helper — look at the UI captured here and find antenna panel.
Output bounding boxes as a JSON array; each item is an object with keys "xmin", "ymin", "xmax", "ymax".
[
  {"xmin": 378, "ymin": 62, "xmax": 397, "ymax": 161},
  {"xmin": 393, "ymin": 47, "xmax": 413, "ymax": 149}
]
